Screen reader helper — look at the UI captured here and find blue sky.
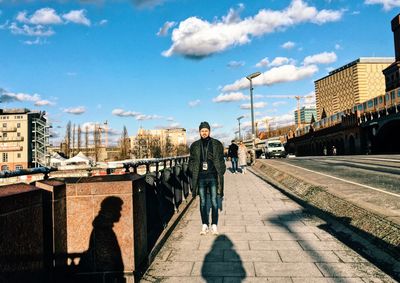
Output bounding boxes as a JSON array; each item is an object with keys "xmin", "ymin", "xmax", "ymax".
[{"xmin": 0, "ymin": 0, "xmax": 398, "ymax": 146}]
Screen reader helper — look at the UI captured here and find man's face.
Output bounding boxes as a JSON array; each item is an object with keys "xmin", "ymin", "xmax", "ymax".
[{"xmin": 200, "ymin": 128, "xmax": 210, "ymax": 139}]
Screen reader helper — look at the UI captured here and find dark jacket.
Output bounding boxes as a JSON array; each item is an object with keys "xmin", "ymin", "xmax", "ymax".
[
  {"xmin": 188, "ymin": 137, "xmax": 226, "ymax": 197},
  {"xmin": 228, "ymin": 143, "xmax": 239, "ymax": 158}
]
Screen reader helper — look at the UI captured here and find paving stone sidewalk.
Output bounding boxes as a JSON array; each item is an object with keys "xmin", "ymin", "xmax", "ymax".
[{"xmin": 141, "ymin": 168, "xmax": 396, "ymax": 282}]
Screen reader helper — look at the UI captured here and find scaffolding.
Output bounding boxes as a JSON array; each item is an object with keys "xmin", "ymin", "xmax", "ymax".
[{"xmin": 32, "ymin": 115, "xmax": 50, "ymax": 167}]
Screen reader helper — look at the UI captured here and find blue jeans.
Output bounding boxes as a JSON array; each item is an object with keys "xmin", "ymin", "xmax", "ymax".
[
  {"xmin": 198, "ymin": 177, "xmax": 218, "ymax": 225},
  {"xmin": 231, "ymin": 157, "xmax": 238, "ymax": 172}
]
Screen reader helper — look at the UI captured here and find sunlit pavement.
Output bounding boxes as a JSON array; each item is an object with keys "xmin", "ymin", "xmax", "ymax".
[{"xmin": 141, "ymin": 168, "xmax": 395, "ymax": 282}]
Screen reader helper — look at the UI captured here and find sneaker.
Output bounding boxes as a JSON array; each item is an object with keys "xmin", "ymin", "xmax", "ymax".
[
  {"xmin": 200, "ymin": 224, "xmax": 209, "ymax": 235},
  {"xmin": 211, "ymin": 224, "xmax": 219, "ymax": 235}
]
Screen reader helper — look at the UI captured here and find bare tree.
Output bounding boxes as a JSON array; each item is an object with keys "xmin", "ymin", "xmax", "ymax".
[
  {"xmin": 119, "ymin": 126, "xmax": 130, "ymax": 160},
  {"xmin": 176, "ymin": 144, "xmax": 189, "ymax": 156},
  {"xmin": 77, "ymin": 125, "xmax": 82, "ymax": 152},
  {"xmin": 72, "ymin": 124, "xmax": 76, "ymax": 156},
  {"xmin": 85, "ymin": 125, "xmax": 89, "ymax": 156},
  {"xmin": 65, "ymin": 121, "xmax": 71, "ymax": 157},
  {"xmin": 93, "ymin": 124, "xmax": 100, "ymax": 162},
  {"xmin": 164, "ymin": 136, "xmax": 175, "ymax": 157}
]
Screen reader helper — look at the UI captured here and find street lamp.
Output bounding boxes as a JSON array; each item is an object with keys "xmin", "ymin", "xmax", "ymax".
[
  {"xmin": 237, "ymin": 115, "xmax": 245, "ymax": 140},
  {"xmin": 246, "ymin": 71, "xmax": 261, "ymax": 148}
]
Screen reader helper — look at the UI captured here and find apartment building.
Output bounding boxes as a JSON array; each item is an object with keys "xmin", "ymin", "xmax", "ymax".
[
  {"xmin": 130, "ymin": 127, "xmax": 187, "ymax": 158},
  {"xmin": 294, "ymin": 106, "xmax": 317, "ymax": 125},
  {"xmin": 315, "ymin": 57, "xmax": 394, "ymax": 119},
  {"xmin": 0, "ymin": 108, "xmax": 49, "ymax": 171}
]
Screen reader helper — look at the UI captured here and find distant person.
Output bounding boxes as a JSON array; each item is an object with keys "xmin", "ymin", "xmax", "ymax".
[
  {"xmin": 323, "ymin": 146, "xmax": 327, "ymax": 156},
  {"xmin": 238, "ymin": 141, "xmax": 248, "ymax": 174},
  {"xmin": 228, "ymin": 140, "xmax": 239, "ymax": 173},
  {"xmin": 189, "ymin": 121, "xmax": 226, "ymax": 235},
  {"xmin": 332, "ymin": 146, "xmax": 337, "ymax": 156}
]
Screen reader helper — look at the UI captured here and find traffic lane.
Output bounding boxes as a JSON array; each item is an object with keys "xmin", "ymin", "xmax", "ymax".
[{"xmin": 278, "ymin": 157, "xmax": 400, "ymax": 195}]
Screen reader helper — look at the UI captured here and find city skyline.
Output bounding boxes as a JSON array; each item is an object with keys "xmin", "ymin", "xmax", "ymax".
[{"xmin": 0, "ymin": 0, "xmax": 398, "ymax": 146}]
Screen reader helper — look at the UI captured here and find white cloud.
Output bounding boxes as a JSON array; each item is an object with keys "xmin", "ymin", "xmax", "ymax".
[
  {"xmin": 188, "ymin": 99, "xmax": 200, "ymax": 107},
  {"xmin": 62, "ymin": 10, "xmax": 91, "ymax": 26},
  {"xmin": 167, "ymin": 117, "xmax": 174, "ymax": 121},
  {"xmin": 162, "ymin": 0, "xmax": 342, "ymax": 58},
  {"xmin": 112, "ymin": 108, "xmax": 140, "ymax": 117},
  {"xmin": 136, "ymin": 114, "xmax": 163, "ymax": 120},
  {"xmin": 281, "ymin": 41, "xmax": 295, "ymax": 49},
  {"xmin": 269, "ymin": 57, "xmax": 294, "ymax": 67},
  {"xmin": 34, "ymin": 99, "xmax": 54, "ymax": 106},
  {"xmin": 303, "ymin": 51, "xmax": 337, "ymax": 65},
  {"xmin": 272, "ymin": 101, "xmax": 288, "ymax": 107},
  {"xmin": 10, "ymin": 22, "xmax": 54, "ymax": 37},
  {"xmin": 334, "ymin": 43, "xmax": 342, "ymax": 50},
  {"xmin": 227, "ymin": 60, "xmax": 245, "ymax": 68},
  {"xmin": 211, "ymin": 123, "xmax": 224, "ymax": 129},
  {"xmin": 64, "ymin": 106, "xmax": 86, "ymax": 115},
  {"xmin": 303, "ymin": 91, "xmax": 316, "ymax": 107},
  {"xmin": 157, "ymin": 21, "xmax": 176, "ymax": 36},
  {"xmin": 23, "ymin": 37, "xmax": 45, "ymax": 45},
  {"xmin": 17, "ymin": 8, "xmax": 62, "ymax": 25},
  {"xmin": 240, "ymin": 101, "xmax": 267, "ymax": 109},
  {"xmin": 99, "ymin": 19, "xmax": 108, "ymax": 26},
  {"xmin": 212, "ymin": 92, "xmax": 248, "ymax": 103},
  {"xmin": 364, "ymin": 0, "xmax": 400, "ymax": 10},
  {"xmin": 222, "ymin": 64, "xmax": 318, "ymax": 92},
  {"xmin": 255, "ymin": 57, "xmax": 269, "ymax": 67},
  {"xmin": 0, "ymin": 91, "xmax": 40, "ymax": 103}
]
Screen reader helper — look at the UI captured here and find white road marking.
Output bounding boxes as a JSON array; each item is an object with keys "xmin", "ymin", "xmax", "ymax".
[
  {"xmin": 362, "ymin": 157, "xmax": 400, "ymax": 163},
  {"xmin": 283, "ymin": 162, "xmax": 400, "ymax": 198}
]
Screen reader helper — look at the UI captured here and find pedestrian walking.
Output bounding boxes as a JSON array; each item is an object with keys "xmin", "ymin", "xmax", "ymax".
[
  {"xmin": 228, "ymin": 140, "xmax": 239, "ymax": 173},
  {"xmin": 238, "ymin": 141, "xmax": 248, "ymax": 174},
  {"xmin": 189, "ymin": 121, "xmax": 226, "ymax": 235},
  {"xmin": 323, "ymin": 146, "xmax": 327, "ymax": 156},
  {"xmin": 332, "ymin": 146, "xmax": 337, "ymax": 156}
]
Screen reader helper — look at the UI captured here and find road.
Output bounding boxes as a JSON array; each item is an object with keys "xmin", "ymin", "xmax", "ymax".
[{"xmin": 269, "ymin": 154, "xmax": 400, "ymax": 197}]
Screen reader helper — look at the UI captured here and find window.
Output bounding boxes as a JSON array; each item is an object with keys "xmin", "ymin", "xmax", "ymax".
[
  {"xmin": 379, "ymin": 96, "xmax": 383, "ymax": 103},
  {"xmin": 374, "ymin": 98, "xmax": 378, "ymax": 105},
  {"xmin": 391, "ymin": 91, "xmax": 396, "ymax": 100},
  {"xmin": 17, "ymin": 153, "xmax": 21, "ymax": 158},
  {"xmin": 2, "ymin": 123, "xmax": 6, "ymax": 128},
  {"xmin": 17, "ymin": 123, "xmax": 20, "ymax": 128},
  {"xmin": 363, "ymin": 102, "xmax": 367, "ymax": 110},
  {"xmin": 17, "ymin": 132, "xmax": 20, "ymax": 137},
  {"xmin": 367, "ymin": 100, "xmax": 373, "ymax": 108},
  {"xmin": 3, "ymin": 133, "xmax": 7, "ymax": 138},
  {"xmin": 15, "ymin": 165, "xmax": 23, "ymax": 170},
  {"xmin": 398, "ymin": 89, "xmax": 400, "ymax": 97},
  {"xmin": 2, "ymin": 153, "xmax": 8, "ymax": 162},
  {"xmin": 1, "ymin": 165, "xmax": 8, "ymax": 171}
]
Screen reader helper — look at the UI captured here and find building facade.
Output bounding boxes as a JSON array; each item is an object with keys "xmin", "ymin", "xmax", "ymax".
[
  {"xmin": 315, "ymin": 57, "xmax": 394, "ymax": 119},
  {"xmin": 294, "ymin": 106, "xmax": 317, "ymax": 125},
  {"xmin": 0, "ymin": 108, "xmax": 49, "ymax": 171},
  {"xmin": 130, "ymin": 127, "xmax": 187, "ymax": 158}
]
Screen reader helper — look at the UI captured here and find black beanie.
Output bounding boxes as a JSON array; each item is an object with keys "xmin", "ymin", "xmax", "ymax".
[{"xmin": 199, "ymin": 121, "xmax": 210, "ymax": 131}]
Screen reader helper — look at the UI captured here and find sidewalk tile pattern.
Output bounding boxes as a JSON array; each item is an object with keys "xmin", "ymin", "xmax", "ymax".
[{"xmin": 141, "ymin": 168, "xmax": 395, "ymax": 282}]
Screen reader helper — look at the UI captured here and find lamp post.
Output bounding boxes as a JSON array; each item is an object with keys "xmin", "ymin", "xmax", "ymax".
[
  {"xmin": 237, "ymin": 115, "xmax": 244, "ymax": 140},
  {"xmin": 246, "ymin": 71, "xmax": 261, "ymax": 148}
]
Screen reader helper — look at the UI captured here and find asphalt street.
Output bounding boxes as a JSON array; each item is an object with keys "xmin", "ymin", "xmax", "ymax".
[{"xmin": 273, "ymin": 154, "xmax": 400, "ymax": 196}]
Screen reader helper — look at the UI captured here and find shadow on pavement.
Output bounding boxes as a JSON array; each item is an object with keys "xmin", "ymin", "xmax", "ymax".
[{"xmin": 201, "ymin": 235, "xmax": 246, "ymax": 283}]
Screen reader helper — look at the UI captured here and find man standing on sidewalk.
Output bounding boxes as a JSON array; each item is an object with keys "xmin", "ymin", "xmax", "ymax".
[
  {"xmin": 189, "ymin": 121, "xmax": 226, "ymax": 235},
  {"xmin": 228, "ymin": 140, "xmax": 239, "ymax": 173}
]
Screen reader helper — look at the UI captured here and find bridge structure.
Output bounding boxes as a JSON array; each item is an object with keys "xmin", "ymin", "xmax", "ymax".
[
  {"xmin": 286, "ymin": 106, "xmax": 400, "ymax": 156},
  {"xmin": 0, "ymin": 155, "xmax": 399, "ymax": 282}
]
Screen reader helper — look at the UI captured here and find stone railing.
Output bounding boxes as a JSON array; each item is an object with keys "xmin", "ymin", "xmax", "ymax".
[{"xmin": 0, "ymin": 156, "xmax": 192, "ymax": 283}]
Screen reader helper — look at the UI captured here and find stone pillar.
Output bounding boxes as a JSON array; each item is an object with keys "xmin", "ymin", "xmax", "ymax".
[
  {"xmin": 37, "ymin": 174, "xmax": 147, "ymax": 282},
  {"xmin": 0, "ymin": 183, "xmax": 53, "ymax": 282}
]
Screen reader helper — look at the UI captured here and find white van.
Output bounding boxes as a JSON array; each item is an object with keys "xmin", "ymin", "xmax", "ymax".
[{"xmin": 264, "ymin": 138, "xmax": 287, "ymax": 158}]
